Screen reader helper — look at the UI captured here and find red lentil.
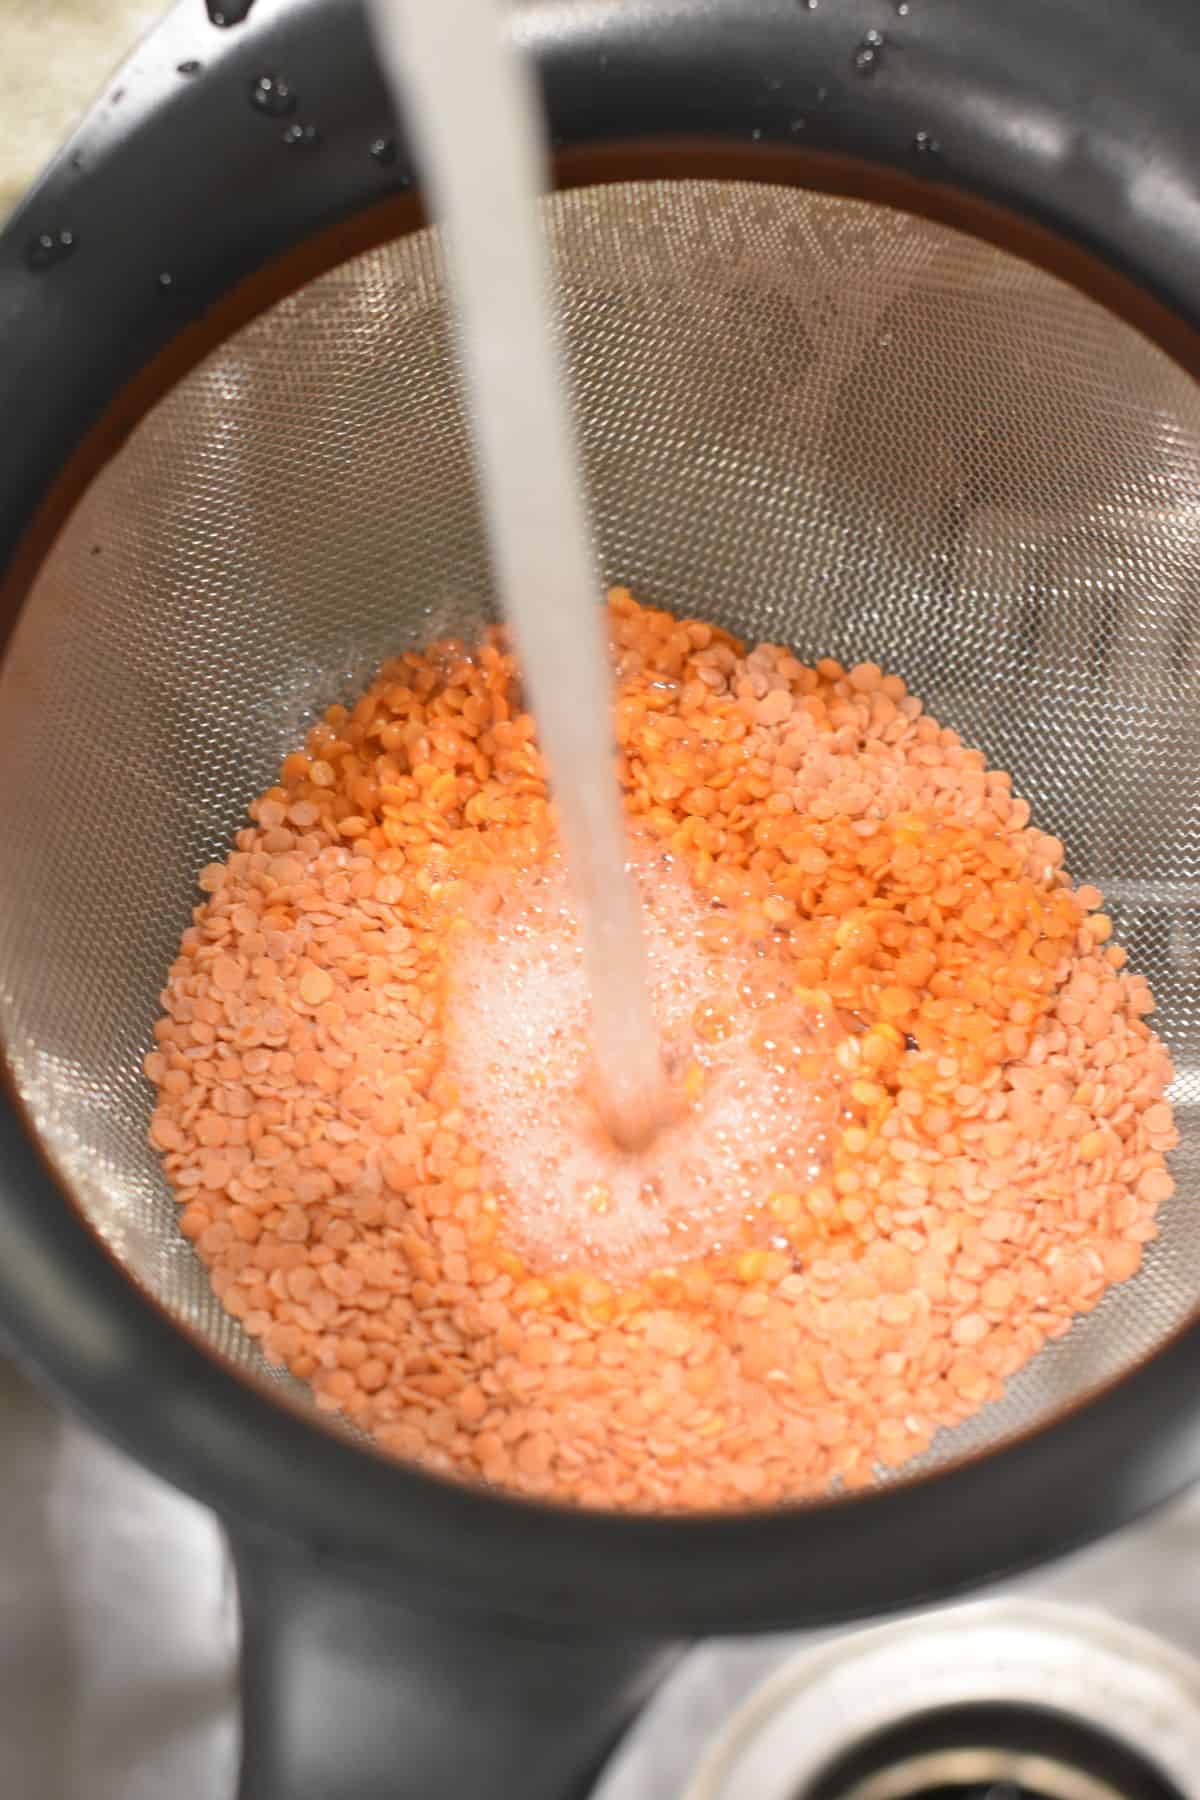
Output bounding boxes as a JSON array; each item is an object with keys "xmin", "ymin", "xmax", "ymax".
[{"xmin": 146, "ymin": 590, "xmax": 1178, "ymax": 1510}]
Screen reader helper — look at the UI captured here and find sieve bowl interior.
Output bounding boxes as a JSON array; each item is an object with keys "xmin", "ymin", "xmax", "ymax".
[{"xmin": 1, "ymin": 179, "xmax": 1198, "ymax": 1522}]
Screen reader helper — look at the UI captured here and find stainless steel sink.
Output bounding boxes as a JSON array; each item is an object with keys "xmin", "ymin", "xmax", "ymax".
[
  {"xmin": 0, "ymin": 1360, "xmax": 237, "ymax": 1800},
  {"xmin": 4, "ymin": 1352, "xmax": 1199, "ymax": 1800}
]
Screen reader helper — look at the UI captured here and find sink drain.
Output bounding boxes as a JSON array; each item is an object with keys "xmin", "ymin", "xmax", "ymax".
[
  {"xmin": 684, "ymin": 1602, "xmax": 1200, "ymax": 1800},
  {"xmin": 806, "ymin": 1700, "xmax": 1185, "ymax": 1800},
  {"xmin": 824, "ymin": 1764, "xmax": 1131, "ymax": 1800}
]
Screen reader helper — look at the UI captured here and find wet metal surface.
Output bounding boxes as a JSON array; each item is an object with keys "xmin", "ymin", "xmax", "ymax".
[{"xmin": 3, "ymin": 1354, "xmax": 1200, "ymax": 1799}]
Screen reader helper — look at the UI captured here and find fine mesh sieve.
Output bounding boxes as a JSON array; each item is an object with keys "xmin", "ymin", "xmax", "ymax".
[{"xmin": 1, "ymin": 177, "xmax": 1198, "ymax": 1492}]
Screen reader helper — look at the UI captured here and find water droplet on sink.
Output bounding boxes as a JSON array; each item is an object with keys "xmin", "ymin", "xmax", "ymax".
[
  {"xmin": 24, "ymin": 228, "xmax": 78, "ymax": 272},
  {"xmin": 156, "ymin": 271, "xmax": 175, "ymax": 293},
  {"xmin": 853, "ymin": 30, "xmax": 884, "ymax": 73},
  {"xmin": 789, "ymin": 117, "xmax": 806, "ymax": 133},
  {"xmin": 250, "ymin": 74, "xmax": 297, "ymax": 117},
  {"xmin": 913, "ymin": 129, "xmax": 942, "ymax": 155},
  {"xmin": 281, "ymin": 121, "xmax": 321, "ymax": 150},
  {"xmin": 370, "ymin": 135, "xmax": 398, "ymax": 166},
  {"xmin": 206, "ymin": 0, "xmax": 254, "ymax": 24},
  {"xmin": 177, "ymin": 59, "xmax": 202, "ymax": 76},
  {"xmin": 896, "ymin": 1, "xmax": 910, "ymax": 13}
]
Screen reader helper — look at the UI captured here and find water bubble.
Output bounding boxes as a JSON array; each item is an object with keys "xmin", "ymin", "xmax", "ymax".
[
  {"xmin": 250, "ymin": 74, "xmax": 297, "ymax": 117},
  {"xmin": 206, "ymin": 0, "xmax": 255, "ymax": 24},
  {"xmin": 177, "ymin": 59, "xmax": 202, "ymax": 76},
  {"xmin": 156, "ymin": 271, "xmax": 175, "ymax": 292},
  {"xmin": 369, "ymin": 134, "xmax": 398, "ymax": 166},
  {"xmin": 913, "ymin": 129, "xmax": 942, "ymax": 155},
  {"xmin": 24, "ymin": 229, "xmax": 78, "ymax": 272},
  {"xmin": 281, "ymin": 121, "xmax": 321, "ymax": 150},
  {"xmin": 896, "ymin": 0, "xmax": 910, "ymax": 12}
]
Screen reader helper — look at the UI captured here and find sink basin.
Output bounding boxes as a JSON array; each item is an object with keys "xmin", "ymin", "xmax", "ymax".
[{"xmin": 4, "ymin": 1353, "xmax": 1200, "ymax": 1800}]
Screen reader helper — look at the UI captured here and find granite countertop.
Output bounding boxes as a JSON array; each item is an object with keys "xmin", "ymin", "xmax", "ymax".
[
  {"xmin": 0, "ymin": 1359, "xmax": 238, "ymax": 1800},
  {"xmin": 0, "ymin": 0, "xmax": 163, "ymax": 221}
]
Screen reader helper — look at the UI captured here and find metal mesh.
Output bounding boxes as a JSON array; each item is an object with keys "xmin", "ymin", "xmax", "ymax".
[{"xmin": 1, "ymin": 179, "xmax": 1197, "ymax": 1481}]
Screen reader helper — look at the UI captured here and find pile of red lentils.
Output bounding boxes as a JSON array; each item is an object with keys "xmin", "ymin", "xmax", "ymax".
[{"xmin": 147, "ymin": 590, "xmax": 1178, "ymax": 1509}]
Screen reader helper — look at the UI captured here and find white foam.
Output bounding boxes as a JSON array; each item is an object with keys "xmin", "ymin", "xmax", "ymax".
[{"xmin": 446, "ymin": 857, "xmax": 848, "ymax": 1276}]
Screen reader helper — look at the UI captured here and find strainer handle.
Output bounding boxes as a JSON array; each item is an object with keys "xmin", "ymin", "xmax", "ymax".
[{"xmin": 230, "ymin": 1531, "xmax": 679, "ymax": 1800}]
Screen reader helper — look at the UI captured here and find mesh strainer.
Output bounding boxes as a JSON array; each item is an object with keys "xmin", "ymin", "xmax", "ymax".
[{"xmin": 1, "ymin": 1, "xmax": 1199, "ymax": 1798}]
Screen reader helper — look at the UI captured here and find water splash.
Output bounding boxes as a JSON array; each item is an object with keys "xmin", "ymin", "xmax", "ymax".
[{"xmin": 447, "ymin": 856, "xmax": 850, "ymax": 1275}]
